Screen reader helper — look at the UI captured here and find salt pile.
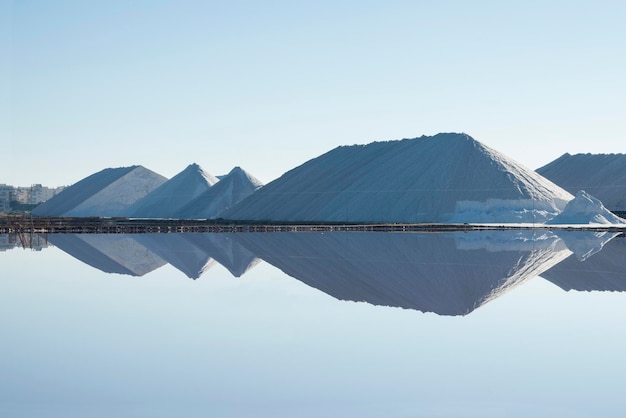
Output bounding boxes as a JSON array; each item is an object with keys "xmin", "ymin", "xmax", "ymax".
[
  {"xmin": 223, "ymin": 133, "xmax": 573, "ymax": 223},
  {"xmin": 537, "ymin": 153, "xmax": 626, "ymax": 211},
  {"xmin": 177, "ymin": 167, "xmax": 263, "ymax": 219},
  {"xmin": 32, "ymin": 166, "xmax": 167, "ymax": 217},
  {"xmin": 126, "ymin": 163, "xmax": 218, "ymax": 218},
  {"xmin": 546, "ymin": 190, "xmax": 626, "ymax": 225}
]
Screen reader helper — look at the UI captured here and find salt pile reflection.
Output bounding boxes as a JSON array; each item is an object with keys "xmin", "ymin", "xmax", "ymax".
[{"xmin": 5, "ymin": 230, "xmax": 625, "ymax": 316}]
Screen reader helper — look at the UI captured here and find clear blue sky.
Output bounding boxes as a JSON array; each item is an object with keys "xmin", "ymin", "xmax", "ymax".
[{"xmin": 3, "ymin": 1, "xmax": 625, "ymax": 186}]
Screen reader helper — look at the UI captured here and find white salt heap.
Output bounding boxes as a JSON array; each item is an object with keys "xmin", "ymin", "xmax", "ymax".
[
  {"xmin": 223, "ymin": 133, "xmax": 574, "ymax": 223},
  {"xmin": 125, "ymin": 163, "xmax": 218, "ymax": 218},
  {"xmin": 32, "ymin": 166, "xmax": 167, "ymax": 217},
  {"xmin": 31, "ymin": 133, "xmax": 625, "ymax": 224},
  {"xmin": 546, "ymin": 190, "xmax": 626, "ymax": 225},
  {"xmin": 177, "ymin": 167, "xmax": 263, "ymax": 219}
]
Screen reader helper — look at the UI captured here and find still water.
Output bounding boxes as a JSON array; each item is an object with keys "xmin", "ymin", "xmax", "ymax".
[{"xmin": 1, "ymin": 231, "xmax": 626, "ymax": 417}]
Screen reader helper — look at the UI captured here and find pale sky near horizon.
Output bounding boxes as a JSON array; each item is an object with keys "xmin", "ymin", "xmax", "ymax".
[{"xmin": 3, "ymin": 1, "xmax": 625, "ymax": 187}]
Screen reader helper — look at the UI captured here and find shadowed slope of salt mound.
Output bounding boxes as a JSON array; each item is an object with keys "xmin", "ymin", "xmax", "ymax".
[
  {"xmin": 32, "ymin": 166, "xmax": 167, "ymax": 217},
  {"xmin": 546, "ymin": 191, "xmax": 626, "ymax": 225},
  {"xmin": 49, "ymin": 234, "xmax": 167, "ymax": 276},
  {"xmin": 231, "ymin": 230, "xmax": 573, "ymax": 316},
  {"xmin": 177, "ymin": 167, "xmax": 263, "ymax": 219},
  {"xmin": 125, "ymin": 163, "xmax": 218, "ymax": 218},
  {"xmin": 223, "ymin": 133, "xmax": 573, "ymax": 223},
  {"xmin": 541, "ymin": 234, "xmax": 626, "ymax": 292},
  {"xmin": 537, "ymin": 153, "xmax": 626, "ymax": 211}
]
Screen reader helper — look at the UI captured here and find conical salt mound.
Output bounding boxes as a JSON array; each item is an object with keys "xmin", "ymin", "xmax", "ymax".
[
  {"xmin": 222, "ymin": 133, "xmax": 573, "ymax": 223},
  {"xmin": 537, "ymin": 153, "xmax": 626, "ymax": 211},
  {"xmin": 126, "ymin": 163, "xmax": 218, "ymax": 218},
  {"xmin": 176, "ymin": 166, "xmax": 264, "ymax": 219},
  {"xmin": 32, "ymin": 165, "xmax": 167, "ymax": 217}
]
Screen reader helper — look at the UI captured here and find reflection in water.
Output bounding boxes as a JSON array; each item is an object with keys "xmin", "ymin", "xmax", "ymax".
[
  {"xmin": 0, "ymin": 233, "xmax": 50, "ymax": 252},
  {"xmin": 49, "ymin": 234, "xmax": 167, "ymax": 276},
  {"xmin": 2, "ymin": 231, "xmax": 625, "ymax": 315},
  {"xmin": 233, "ymin": 231, "xmax": 573, "ymax": 315},
  {"xmin": 542, "ymin": 233, "xmax": 626, "ymax": 292},
  {"xmin": 132, "ymin": 233, "xmax": 259, "ymax": 279}
]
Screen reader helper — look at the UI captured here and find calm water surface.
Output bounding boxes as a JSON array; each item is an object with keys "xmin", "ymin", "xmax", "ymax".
[{"xmin": 1, "ymin": 231, "xmax": 625, "ymax": 418}]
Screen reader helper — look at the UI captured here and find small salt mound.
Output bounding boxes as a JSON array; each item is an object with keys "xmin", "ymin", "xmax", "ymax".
[
  {"xmin": 177, "ymin": 166, "xmax": 263, "ymax": 219},
  {"xmin": 126, "ymin": 163, "xmax": 218, "ymax": 218},
  {"xmin": 32, "ymin": 166, "xmax": 167, "ymax": 217},
  {"xmin": 546, "ymin": 190, "xmax": 626, "ymax": 225}
]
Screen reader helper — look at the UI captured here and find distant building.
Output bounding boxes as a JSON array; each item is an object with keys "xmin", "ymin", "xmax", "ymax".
[
  {"xmin": 29, "ymin": 184, "xmax": 46, "ymax": 204},
  {"xmin": 0, "ymin": 183, "xmax": 64, "ymax": 212},
  {"xmin": 13, "ymin": 187, "xmax": 29, "ymax": 203}
]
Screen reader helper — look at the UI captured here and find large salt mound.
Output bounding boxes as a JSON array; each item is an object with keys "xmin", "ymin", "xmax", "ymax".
[
  {"xmin": 223, "ymin": 133, "xmax": 573, "ymax": 223},
  {"xmin": 546, "ymin": 190, "xmax": 626, "ymax": 225},
  {"xmin": 537, "ymin": 153, "xmax": 626, "ymax": 211},
  {"xmin": 32, "ymin": 166, "xmax": 167, "ymax": 217},
  {"xmin": 176, "ymin": 166, "xmax": 263, "ymax": 219},
  {"xmin": 125, "ymin": 163, "xmax": 218, "ymax": 218}
]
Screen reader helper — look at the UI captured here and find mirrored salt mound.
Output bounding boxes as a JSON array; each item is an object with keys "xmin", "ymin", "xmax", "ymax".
[
  {"xmin": 7, "ymin": 230, "xmax": 624, "ymax": 315},
  {"xmin": 541, "ymin": 233, "xmax": 626, "ymax": 292},
  {"xmin": 222, "ymin": 133, "xmax": 573, "ymax": 223},
  {"xmin": 49, "ymin": 233, "xmax": 259, "ymax": 280},
  {"xmin": 48, "ymin": 234, "xmax": 167, "ymax": 276},
  {"xmin": 32, "ymin": 166, "xmax": 167, "ymax": 217},
  {"xmin": 132, "ymin": 233, "xmax": 259, "ymax": 279},
  {"xmin": 552, "ymin": 230, "xmax": 618, "ymax": 261},
  {"xmin": 231, "ymin": 231, "xmax": 575, "ymax": 315},
  {"xmin": 537, "ymin": 153, "xmax": 626, "ymax": 211}
]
